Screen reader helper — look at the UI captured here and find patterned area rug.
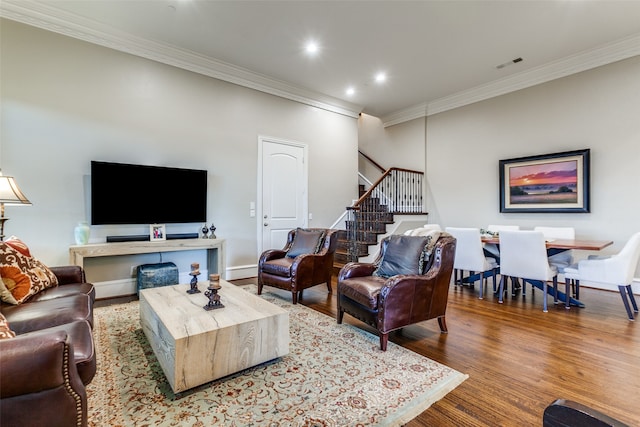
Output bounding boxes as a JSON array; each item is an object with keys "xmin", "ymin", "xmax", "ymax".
[{"xmin": 87, "ymin": 285, "xmax": 467, "ymax": 426}]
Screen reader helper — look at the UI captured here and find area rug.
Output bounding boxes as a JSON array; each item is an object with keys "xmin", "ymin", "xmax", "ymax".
[{"xmin": 87, "ymin": 285, "xmax": 467, "ymax": 426}]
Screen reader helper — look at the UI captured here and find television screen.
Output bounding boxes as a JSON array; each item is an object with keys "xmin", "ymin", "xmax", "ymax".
[{"xmin": 91, "ymin": 161, "xmax": 207, "ymax": 225}]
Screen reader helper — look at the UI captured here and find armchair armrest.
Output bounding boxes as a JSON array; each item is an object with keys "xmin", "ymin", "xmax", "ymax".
[
  {"xmin": 49, "ymin": 265, "xmax": 86, "ymax": 285},
  {"xmin": 0, "ymin": 329, "xmax": 83, "ymax": 397},
  {"xmin": 338, "ymin": 262, "xmax": 377, "ymax": 281},
  {"xmin": 259, "ymin": 249, "xmax": 288, "ymax": 264}
]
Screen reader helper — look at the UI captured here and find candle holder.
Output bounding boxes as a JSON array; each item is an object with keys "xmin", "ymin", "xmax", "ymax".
[
  {"xmin": 203, "ymin": 274, "xmax": 224, "ymax": 311},
  {"xmin": 187, "ymin": 263, "xmax": 201, "ymax": 294}
]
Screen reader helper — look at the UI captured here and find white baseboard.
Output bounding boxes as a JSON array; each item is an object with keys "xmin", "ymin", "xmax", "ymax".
[
  {"xmin": 94, "ymin": 265, "xmax": 258, "ymax": 299},
  {"xmin": 226, "ymin": 264, "xmax": 258, "ymax": 280}
]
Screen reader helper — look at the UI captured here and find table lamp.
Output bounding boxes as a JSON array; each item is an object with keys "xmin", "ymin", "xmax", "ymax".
[{"xmin": 0, "ymin": 171, "xmax": 32, "ymax": 241}]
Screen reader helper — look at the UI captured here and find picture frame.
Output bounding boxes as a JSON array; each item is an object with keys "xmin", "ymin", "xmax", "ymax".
[
  {"xmin": 150, "ymin": 224, "xmax": 166, "ymax": 241},
  {"xmin": 499, "ymin": 149, "xmax": 590, "ymax": 213}
]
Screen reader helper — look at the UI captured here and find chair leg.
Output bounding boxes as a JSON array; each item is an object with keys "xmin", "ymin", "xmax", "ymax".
[
  {"xmin": 337, "ymin": 309, "xmax": 344, "ymax": 324},
  {"xmin": 626, "ymin": 285, "xmax": 639, "ymax": 313},
  {"xmin": 492, "ymin": 269, "xmax": 498, "ymax": 293},
  {"xmin": 379, "ymin": 333, "xmax": 389, "ymax": 351},
  {"xmin": 542, "ymin": 280, "xmax": 549, "ymax": 313},
  {"xmin": 565, "ymin": 279, "xmax": 571, "ymax": 309},
  {"xmin": 478, "ymin": 272, "xmax": 484, "ymax": 300},
  {"xmin": 498, "ymin": 276, "xmax": 505, "ymax": 303},
  {"xmin": 291, "ymin": 291, "xmax": 298, "ymax": 304},
  {"xmin": 618, "ymin": 285, "xmax": 635, "ymax": 321},
  {"xmin": 326, "ymin": 281, "xmax": 332, "ymax": 293},
  {"xmin": 574, "ymin": 279, "xmax": 580, "ymax": 299},
  {"xmin": 437, "ymin": 316, "xmax": 448, "ymax": 333},
  {"xmin": 257, "ymin": 282, "xmax": 263, "ymax": 295}
]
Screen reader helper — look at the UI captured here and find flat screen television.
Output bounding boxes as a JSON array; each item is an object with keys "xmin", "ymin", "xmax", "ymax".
[{"xmin": 91, "ymin": 161, "xmax": 207, "ymax": 225}]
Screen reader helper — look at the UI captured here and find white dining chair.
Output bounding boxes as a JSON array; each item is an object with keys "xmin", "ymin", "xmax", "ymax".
[
  {"xmin": 483, "ymin": 224, "xmax": 520, "ymax": 259},
  {"xmin": 446, "ymin": 227, "xmax": 499, "ymax": 299},
  {"xmin": 534, "ymin": 226, "xmax": 577, "ymax": 296},
  {"xmin": 497, "ymin": 230, "xmax": 558, "ymax": 312},
  {"xmin": 563, "ymin": 232, "xmax": 640, "ymax": 321}
]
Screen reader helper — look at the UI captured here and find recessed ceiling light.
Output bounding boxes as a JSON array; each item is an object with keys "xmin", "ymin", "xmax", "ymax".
[
  {"xmin": 375, "ymin": 72, "xmax": 387, "ymax": 83},
  {"xmin": 305, "ymin": 41, "xmax": 319, "ymax": 55},
  {"xmin": 346, "ymin": 87, "xmax": 355, "ymax": 96}
]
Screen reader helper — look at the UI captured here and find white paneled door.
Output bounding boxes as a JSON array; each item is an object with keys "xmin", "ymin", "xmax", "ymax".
[{"xmin": 259, "ymin": 137, "xmax": 308, "ymax": 253}]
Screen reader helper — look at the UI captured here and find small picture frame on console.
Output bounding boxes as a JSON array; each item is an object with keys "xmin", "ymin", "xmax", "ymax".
[{"xmin": 150, "ymin": 224, "xmax": 166, "ymax": 241}]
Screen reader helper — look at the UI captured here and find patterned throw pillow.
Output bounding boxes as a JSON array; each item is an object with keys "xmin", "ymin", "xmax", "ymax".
[
  {"xmin": 5, "ymin": 236, "xmax": 32, "ymax": 257},
  {"xmin": 418, "ymin": 230, "xmax": 442, "ymax": 274},
  {"xmin": 0, "ymin": 242, "xmax": 59, "ymax": 304},
  {"xmin": 0, "ymin": 277, "xmax": 19, "ymax": 305},
  {"xmin": 0, "ymin": 312, "xmax": 16, "ymax": 339}
]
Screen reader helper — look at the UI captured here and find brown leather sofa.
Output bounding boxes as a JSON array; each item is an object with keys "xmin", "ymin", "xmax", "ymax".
[
  {"xmin": 337, "ymin": 233, "xmax": 456, "ymax": 351},
  {"xmin": 0, "ymin": 265, "xmax": 96, "ymax": 427}
]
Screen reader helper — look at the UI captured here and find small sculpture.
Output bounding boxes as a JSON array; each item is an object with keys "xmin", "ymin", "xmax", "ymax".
[
  {"xmin": 201, "ymin": 224, "xmax": 209, "ymax": 239},
  {"xmin": 187, "ymin": 263, "xmax": 201, "ymax": 294},
  {"xmin": 204, "ymin": 274, "xmax": 224, "ymax": 310},
  {"xmin": 209, "ymin": 223, "xmax": 217, "ymax": 239}
]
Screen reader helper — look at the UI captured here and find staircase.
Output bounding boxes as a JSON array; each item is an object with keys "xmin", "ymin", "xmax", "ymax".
[
  {"xmin": 334, "ymin": 190, "xmax": 394, "ymax": 271},
  {"xmin": 333, "ymin": 154, "xmax": 428, "ymax": 273}
]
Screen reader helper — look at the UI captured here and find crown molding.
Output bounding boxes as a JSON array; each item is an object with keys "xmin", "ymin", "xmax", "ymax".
[
  {"xmin": 2, "ymin": 1, "xmax": 638, "ymax": 126},
  {"xmin": 0, "ymin": 0, "xmax": 363, "ymax": 119},
  {"xmin": 383, "ymin": 33, "xmax": 640, "ymax": 127}
]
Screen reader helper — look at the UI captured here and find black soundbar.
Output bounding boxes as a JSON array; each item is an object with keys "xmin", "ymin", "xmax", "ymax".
[
  {"xmin": 106, "ymin": 233, "xmax": 199, "ymax": 243},
  {"xmin": 167, "ymin": 233, "xmax": 199, "ymax": 240},
  {"xmin": 107, "ymin": 234, "xmax": 149, "ymax": 243}
]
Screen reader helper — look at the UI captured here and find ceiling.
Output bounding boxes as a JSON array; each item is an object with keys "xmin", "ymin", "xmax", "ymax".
[{"xmin": 2, "ymin": 0, "xmax": 640, "ymax": 125}]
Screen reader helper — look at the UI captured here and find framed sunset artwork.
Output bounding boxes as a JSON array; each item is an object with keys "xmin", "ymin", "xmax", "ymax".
[{"xmin": 499, "ymin": 149, "xmax": 590, "ymax": 213}]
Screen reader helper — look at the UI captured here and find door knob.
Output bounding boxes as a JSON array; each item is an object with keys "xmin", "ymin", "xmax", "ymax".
[{"xmin": 264, "ymin": 223, "xmax": 269, "ymax": 226}]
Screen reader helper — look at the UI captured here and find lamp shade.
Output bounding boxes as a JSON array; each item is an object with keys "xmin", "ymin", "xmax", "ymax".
[{"xmin": 0, "ymin": 175, "xmax": 32, "ymax": 206}]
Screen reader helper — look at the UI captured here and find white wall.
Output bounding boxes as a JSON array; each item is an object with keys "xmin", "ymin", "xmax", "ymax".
[
  {"xmin": 358, "ymin": 113, "xmax": 425, "ymax": 177},
  {"xmin": 362, "ymin": 56, "xmax": 640, "ymax": 290},
  {"xmin": 0, "ymin": 20, "xmax": 358, "ymax": 286}
]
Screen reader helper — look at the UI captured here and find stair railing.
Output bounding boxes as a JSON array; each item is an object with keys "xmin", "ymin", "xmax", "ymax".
[
  {"xmin": 344, "ymin": 167, "xmax": 425, "ymax": 262},
  {"xmin": 354, "ymin": 167, "xmax": 424, "ymax": 214}
]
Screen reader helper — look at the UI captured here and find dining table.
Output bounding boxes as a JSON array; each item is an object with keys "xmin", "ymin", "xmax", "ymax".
[{"xmin": 475, "ymin": 236, "xmax": 614, "ymax": 308}]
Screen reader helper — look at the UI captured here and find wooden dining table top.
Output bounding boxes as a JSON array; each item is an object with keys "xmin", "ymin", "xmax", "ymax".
[{"xmin": 480, "ymin": 236, "xmax": 613, "ymax": 251}]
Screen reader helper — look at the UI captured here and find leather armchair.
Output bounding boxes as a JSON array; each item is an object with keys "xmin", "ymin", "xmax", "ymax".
[
  {"xmin": 337, "ymin": 233, "xmax": 456, "ymax": 351},
  {"xmin": 258, "ymin": 228, "xmax": 339, "ymax": 304}
]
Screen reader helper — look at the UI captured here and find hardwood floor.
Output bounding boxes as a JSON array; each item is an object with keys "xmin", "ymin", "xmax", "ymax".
[
  {"xmin": 98, "ymin": 277, "xmax": 639, "ymax": 425},
  {"xmin": 232, "ymin": 277, "xmax": 640, "ymax": 426}
]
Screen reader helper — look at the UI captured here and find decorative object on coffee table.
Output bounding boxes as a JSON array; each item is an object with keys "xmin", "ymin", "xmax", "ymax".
[
  {"xmin": 201, "ymin": 224, "xmax": 209, "ymax": 239},
  {"xmin": 203, "ymin": 274, "xmax": 223, "ymax": 310},
  {"xmin": 187, "ymin": 263, "xmax": 201, "ymax": 294},
  {"xmin": 209, "ymin": 223, "xmax": 217, "ymax": 239}
]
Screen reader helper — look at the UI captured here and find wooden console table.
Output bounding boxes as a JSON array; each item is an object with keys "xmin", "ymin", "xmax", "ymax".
[{"xmin": 69, "ymin": 238, "xmax": 226, "ymax": 279}]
